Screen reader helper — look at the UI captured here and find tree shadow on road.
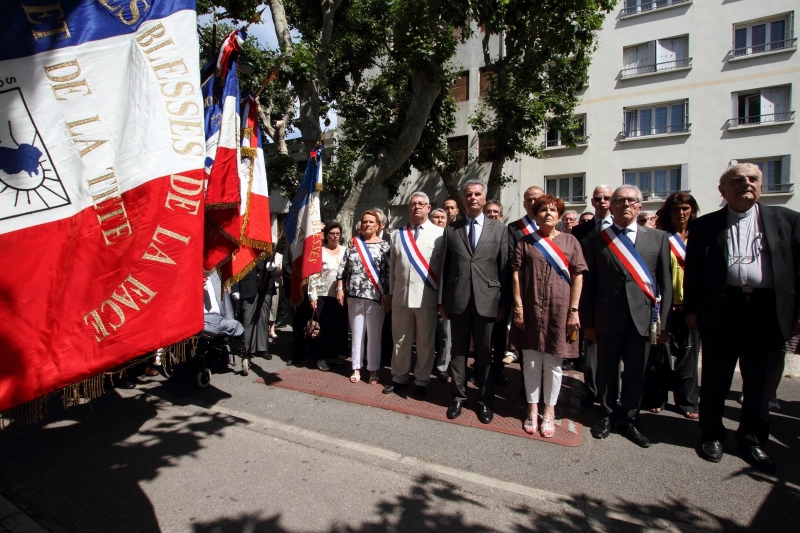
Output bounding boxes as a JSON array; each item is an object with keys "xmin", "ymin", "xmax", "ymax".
[{"xmin": 0, "ymin": 388, "xmax": 243, "ymax": 533}]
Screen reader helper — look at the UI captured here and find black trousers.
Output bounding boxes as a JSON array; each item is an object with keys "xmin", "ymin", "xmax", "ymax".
[
  {"xmin": 449, "ymin": 295, "xmax": 495, "ymax": 407},
  {"xmin": 491, "ymin": 312, "xmax": 509, "ymax": 374},
  {"xmin": 643, "ymin": 308, "xmax": 700, "ymax": 413},
  {"xmin": 596, "ymin": 312, "xmax": 650, "ymax": 426},
  {"xmin": 314, "ymin": 296, "xmax": 349, "ymax": 360},
  {"xmin": 582, "ymin": 337, "xmax": 598, "ymax": 400},
  {"xmin": 699, "ymin": 288, "xmax": 784, "ymax": 447},
  {"xmin": 292, "ymin": 294, "xmax": 315, "ymax": 363}
]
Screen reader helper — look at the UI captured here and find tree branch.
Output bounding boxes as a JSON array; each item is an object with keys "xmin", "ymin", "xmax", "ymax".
[{"xmin": 269, "ymin": 0, "xmax": 294, "ymax": 55}]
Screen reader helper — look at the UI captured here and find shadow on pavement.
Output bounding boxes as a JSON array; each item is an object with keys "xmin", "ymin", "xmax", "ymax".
[{"xmin": 0, "ymin": 387, "xmax": 242, "ymax": 533}]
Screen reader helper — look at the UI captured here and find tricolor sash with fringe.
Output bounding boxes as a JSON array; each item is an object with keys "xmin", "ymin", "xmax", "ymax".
[
  {"xmin": 399, "ymin": 224, "xmax": 439, "ymax": 290},
  {"xmin": 668, "ymin": 233, "xmax": 686, "ymax": 270},
  {"xmin": 526, "ymin": 230, "xmax": 571, "ymax": 283},
  {"xmin": 354, "ymin": 236, "xmax": 384, "ymax": 300}
]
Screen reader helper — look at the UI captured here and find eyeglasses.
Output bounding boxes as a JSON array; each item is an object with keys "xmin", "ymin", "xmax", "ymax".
[
  {"xmin": 327, "ymin": 232, "xmax": 341, "ymax": 236},
  {"xmin": 612, "ymin": 197, "xmax": 640, "ymax": 205},
  {"xmin": 593, "ymin": 195, "xmax": 612, "ymax": 202},
  {"xmin": 409, "ymin": 202, "xmax": 428, "ymax": 208}
]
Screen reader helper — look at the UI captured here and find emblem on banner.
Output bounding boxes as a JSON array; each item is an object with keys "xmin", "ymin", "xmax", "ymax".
[{"xmin": 0, "ymin": 87, "xmax": 69, "ymax": 221}]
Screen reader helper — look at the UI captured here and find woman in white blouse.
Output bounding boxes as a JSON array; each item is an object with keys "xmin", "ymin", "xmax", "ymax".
[{"xmin": 308, "ymin": 222, "xmax": 348, "ymax": 371}]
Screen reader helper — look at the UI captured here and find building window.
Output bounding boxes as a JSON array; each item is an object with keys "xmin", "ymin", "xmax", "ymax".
[
  {"xmin": 546, "ymin": 175, "xmax": 586, "ymax": 204},
  {"xmin": 623, "ymin": 165, "xmax": 687, "ymax": 199},
  {"xmin": 728, "ymin": 85, "xmax": 794, "ymax": 127},
  {"xmin": 450, "ymin": 72, "xmax": 469, "ymax": 102},
  {"xmin": 545, "ymin": 115, "xmax": 587, "ymax": 148},
  {"xmin": 479, "ymin": 69, "xmax": 493, "ymax": 98},
  {"xmin": 622, "ymin": 100, "xmax": 689, "ymax": 138},
  {"xmin": 447, "ymin": 136, "xmax": 468, "ymax": 167},
  {"xmin": 621, "ymin": 35, "xmax": 691, "ymax": 78},
  {"xmin": 621, "ymin": 0, "xmax": 691, "ymax": 18},
  {"xmin": 478, "ymin": 134, "xmax": 495, "ymax": 163},
  {"xmin": 731, "ymin": 13, "xmax": 796, "ymax": 58},
  {"xmin": 735, "ymin": 156, "xmax": 793, "ymax": 194}
]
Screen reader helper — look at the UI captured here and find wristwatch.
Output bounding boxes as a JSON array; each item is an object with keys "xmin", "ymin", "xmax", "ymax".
[{"xmin": 569, "ymin": 307, "xmax": 579, "ymax": 313}]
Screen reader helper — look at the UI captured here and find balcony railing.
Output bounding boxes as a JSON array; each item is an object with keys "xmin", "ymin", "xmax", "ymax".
[
  {"xmin": 561, "ymin": 196, "xmax": 587, "ymax": 204},
  {"xmin": 621, "ymin": 0, "xmax": 691, "ymax": 17},
  {"xmin": 729, "ymin": 37, "xmax": 798, "ymax": 59},
  {"xmin": 727, "ymin": 111, "xmax": 795, "ymax": 128},
  {"xmin": 545, "ymin": 136, "xmax": 588, "ymax": 148},
  {"xmin": 645, "ymin": 189, "xmax": 690, "ymax": 200},
  {"xmin": 621, "ymin": 123, "xmax": 691, "ymax": 139},
  {"xmin": 619, "ymin": 57, "xmax": 692, "ymax": 78},
  {"xmin": 763, "ymin": 183, "xmax": 794, "ymax": 194}
]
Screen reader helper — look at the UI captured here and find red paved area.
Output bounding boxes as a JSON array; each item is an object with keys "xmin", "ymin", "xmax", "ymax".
[{"xmin": 256, "ymin": 364, "xmax": 584, "ymax": 446}]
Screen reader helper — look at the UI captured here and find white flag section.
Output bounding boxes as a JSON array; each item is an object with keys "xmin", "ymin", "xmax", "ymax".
[{"xmin": 0, "ymin": 1, "xmax": 206, "ymax": 413}]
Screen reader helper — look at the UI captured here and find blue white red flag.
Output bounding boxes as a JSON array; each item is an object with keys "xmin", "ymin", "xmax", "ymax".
[
  {"xmin": 398, "ymin": 224, "xmax": 439, "ymax": 290},
  {"xmin": 668, "ymin": 232, "xmax": 686, "ymax": 270},
  {"xmin": 285, "ymin": 147, "xmax": 324, "ymax": 305},
  {"xmin": 0, "ymin": 1, "xmax": 205, "ymax": 412}
]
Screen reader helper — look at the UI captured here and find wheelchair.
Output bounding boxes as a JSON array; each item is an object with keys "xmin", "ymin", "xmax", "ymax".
[{"xmin": 160, "ymin": 329, "xmax": 247, "ymax": 388}]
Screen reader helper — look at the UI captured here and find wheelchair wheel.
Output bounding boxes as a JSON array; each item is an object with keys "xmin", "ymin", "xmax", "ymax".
[
  {"xmin": 195, "ymin": 367, "xmax": 211, "ymax": 389},
  {"xmin": 241, "ymin": 357, "xmax": 250, "ymax": 376}
]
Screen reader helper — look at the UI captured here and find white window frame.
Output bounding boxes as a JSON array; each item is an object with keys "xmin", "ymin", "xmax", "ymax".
[
  {"xmin": 729, "ymin": 12, "xmax": 796, "ymax": 60},
  {"xmin": 545, "ymin": 174, "xmax": 586, "ymax": 205},
  {"xmin": 622, "ymin": 164, "xmax": 688, "ymax": 200},
  {"xmin": 620, "ymin": 0, "xmax": 692, "ymax": 20},
  {"xmin": 620, "ymin": 35, "xmax": 691, "ymax": 79},
  {"xmin": 621, "ymin": 99, "xmax": 690, "ymax": 140},
  {"xmin": 734, "ymin": 156, "xmax": 793, "ymax": 194},
  {"xmin": 545, "ymin": 114, "xmax": 588, "ymax": 149},
  {"xmin": 728, "ymin": 85, "xmax": 795, "ymax": 129}
]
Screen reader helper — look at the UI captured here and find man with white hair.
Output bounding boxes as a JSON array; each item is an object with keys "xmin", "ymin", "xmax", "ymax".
[
  {"xmin": 383, "ymin": 192, "xmax": 445, "ymax": 399},
  {"xmin": 581, "ymin": 184, "xmax": 672, "ymax": 449},
  {"xmin": 561, "ymin": 210, "xmax": 578, "ymax": 233},
  {"xmin": 684, "ymin": 163, "xmax": 800, "ymax": 473}
]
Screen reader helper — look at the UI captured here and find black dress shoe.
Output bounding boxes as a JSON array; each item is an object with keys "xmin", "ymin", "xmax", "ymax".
[
  {"xmin": 264, "ymin": 353, "xmax": 272, "ymax": 360},
  {"xmin": 413, "ymin": 385, "xmax": 427, "ymax": 400},
  {"xmin": 740, "ymin": 444, "xmax": 776, "ymax": 474},
  {"xmin": 436, "ymin": 370, "xmax": 449, "ymax": 383},
  {"xmin": 626, "ymin": 425, "xmax": 650, "ymax": 448},
  {"xmin": 113, "ymin": 377, "xmax": 137, "ymax": 389},
  {"xmin": 382, "ymin": 381, "xmax": 407, "ymax": 395},
  {"xmin": 447, "ymin": 401, "xmax": 463, "ymax": 419},
  {"xmin": 562, "ymin": 360, "xmax": 575, "ymax": 371},
  {"xmin": 591, "ymin": 417, "xmax": 610, "ymax": 439},
  {"xmin": 477, "ymin": 405, "xmax": 494, "ymax": 424},
  {"xmin": 699, "ymin": 440, "xmax": 724, "ymax": 463},
  {"xmin": 494, "ymin": 372, "xmax": 508, "ymax": 386}
]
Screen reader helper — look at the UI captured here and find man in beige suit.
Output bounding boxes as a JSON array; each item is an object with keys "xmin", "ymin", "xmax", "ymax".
[{"xmin": 383, "ymin": 192, "xmax": 446, "ymax": 400}]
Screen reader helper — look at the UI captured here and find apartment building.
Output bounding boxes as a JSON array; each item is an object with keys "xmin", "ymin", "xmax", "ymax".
[{"xmin": 358, "ymin": 0, "xmax": 798, "ymax": 227}]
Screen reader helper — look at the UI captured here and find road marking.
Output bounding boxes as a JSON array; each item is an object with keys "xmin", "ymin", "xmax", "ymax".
[{"xmin": 128, "ymin": 385, "xmax": 708, "ymax": 532}]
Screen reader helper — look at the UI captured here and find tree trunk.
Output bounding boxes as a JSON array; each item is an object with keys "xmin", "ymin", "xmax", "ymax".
[
  {"xmin": 486, "ymin": 153, "xmax": 507, "ymax": 202},
  {"xmin": 438, "ymin": 168, "xmax": 465, "ymax": 214}
]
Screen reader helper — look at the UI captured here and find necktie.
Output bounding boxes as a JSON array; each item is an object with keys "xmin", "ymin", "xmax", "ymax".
[
  {"xmin": 622, "ymin": 228, "xmax": 633, "ymax": 244},
  {"xmin": 413, "ymin": 225, "xmax": 420, "ymax": 240},
  {"xmin": 469, "ymin": 218, "xmax": 477, "ymax": 253}
]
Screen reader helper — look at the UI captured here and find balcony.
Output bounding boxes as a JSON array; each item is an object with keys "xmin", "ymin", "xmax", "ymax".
[
  {"xmin": 562, "ymin": 196, "xmax": 587, "ymax": 205},
  {"xmin": 728, "ymin": 38, "xmax": 798, "ymax": 60},
  {"xmin": 642, "ymin": 189, "xmax": 690, "ymax": 201},
  {"xmin": 620, "ymin": 123, "xmax": 691, "ymax": 141},
  {"xmin": 619, "ymin": 57, "xmax": 692, "ymax": 79},
  {"xmin": 621, "ymin": 0, "xmax": 691, "ymax": 19},
  {"xmin": 726, "ymin": 111, "xmax": 795, "ymax": 129},
  {"xmin": 762, "ymin": 183, "xmax": 794, "ymax": 194},
  {"xmin": 544, "ymin": 136, "xmax": 588, "ymax": 149}
]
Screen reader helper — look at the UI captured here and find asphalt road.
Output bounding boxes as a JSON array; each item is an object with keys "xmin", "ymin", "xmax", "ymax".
[{"xmin": 2, "ymin": 328, "xmax": 799, "ymax": 532}]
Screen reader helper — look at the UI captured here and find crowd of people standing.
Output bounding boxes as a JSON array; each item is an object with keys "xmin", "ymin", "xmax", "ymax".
[{"xmin": 249, "ymin": 163, "xmax": 800, "ymax": 476}]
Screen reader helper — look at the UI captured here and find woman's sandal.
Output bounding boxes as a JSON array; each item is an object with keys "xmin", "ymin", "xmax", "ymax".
[
  {"xmin": 649, "ymin": 407, "xmax": 662, "ymax": 414},
  {"xmin": 684, "ymin": 411, "xmax": 699, "ymax": 419},
  {"xmin": 541, "ymin": 416, "xmax": 555, "ymax": 438},
  {"xmin": 350, "ymin": 372, "xmax": 361, "ymax": 383},
  {"xmin": 368, "ymin": 371, "xmax": 379, "ymax": 384},
  {"xmin": 523, "ymin": 415, "xmax": 538, "ymax": 435}
]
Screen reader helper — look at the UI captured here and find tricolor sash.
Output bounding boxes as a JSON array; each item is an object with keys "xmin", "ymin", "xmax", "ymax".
[
  {"xmin": 353, "ymin": 236, "xmax": 384, "ymax": 299},
  {"xmin": 668, "ymin": 233, "xmax": 686, "ymax": 270},
  {"xmin": 527, "ymin": 231, "xmax": 571, "ymax": 283},
  {"xmin": 516, "ymin": 215, "xmax": 539, "ymax": 236},
  {"xmin": 399, "ymin": 224, "xmax": 439, "ymax": 290}
]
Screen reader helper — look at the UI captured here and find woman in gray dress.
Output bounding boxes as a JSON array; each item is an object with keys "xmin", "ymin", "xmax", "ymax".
[{"xmin": 510, "ymin": 194, "xmax": 587, "ymax": 438}]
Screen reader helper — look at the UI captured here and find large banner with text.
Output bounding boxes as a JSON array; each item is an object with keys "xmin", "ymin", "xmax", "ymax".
[{"xmin": 0, "ymin": 1, "xmax": 205, "ymax": 412}]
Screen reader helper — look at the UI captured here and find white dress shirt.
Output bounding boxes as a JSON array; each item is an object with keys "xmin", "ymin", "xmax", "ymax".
[
  {"xmin": 465, "ymin": 212, "xmax": 485, "ymax": 247},
  {"xmin": 726, "ymin": 204, "xmax": 773, "ymax": 288},
  {"xmin": 614, "ymin": 220, "xmax": 638, "ymax": 245}
]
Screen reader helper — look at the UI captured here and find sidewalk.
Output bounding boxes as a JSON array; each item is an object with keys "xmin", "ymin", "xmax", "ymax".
[{"xmin": 0, "ymin": 496, "xmax": 47, "ymax": 533}]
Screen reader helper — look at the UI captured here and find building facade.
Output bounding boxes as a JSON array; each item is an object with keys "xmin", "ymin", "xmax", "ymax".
[{"xmin": 356, "ymin": 0, "xmax": 798, "ymax": 227}]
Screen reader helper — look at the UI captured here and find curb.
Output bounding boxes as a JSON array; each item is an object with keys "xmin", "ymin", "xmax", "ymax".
[{"xmin": 0, "ymin": 496, "xmax": 48, "ymax": 533}]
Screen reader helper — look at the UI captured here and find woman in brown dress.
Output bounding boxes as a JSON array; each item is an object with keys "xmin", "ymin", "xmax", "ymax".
[{"xmin": 510, "ymin": 195, "xmax": 587, "ymax": 438}]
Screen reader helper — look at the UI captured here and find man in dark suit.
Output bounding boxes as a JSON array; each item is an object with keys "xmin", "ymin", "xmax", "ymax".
[
  {"xmin": 684, "ymin": 163, "xmax": 800, "ymax": 473},
  {"xmin": 571, "ymin": 185, "xmax": 614, "ymax": 406},
  {"xmin": 439, "ymin": 180, "xmax": 508, "ymax": 423},
  {"xmin": 581, "ymin": 184, "xmax": 672, "ymax": 448}
]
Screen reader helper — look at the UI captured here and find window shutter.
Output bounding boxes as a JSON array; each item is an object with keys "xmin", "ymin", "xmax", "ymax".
[
  {"xmin": 781, "ymin": 155, "xmax": 791, "ymax": 185},
  {"xmin": 730, "ymin": 92, "xmax": 738, "ymax": 120},
  {"xmin": 679, "ymin": 164, "xmax": 689, "ymax": 190}
]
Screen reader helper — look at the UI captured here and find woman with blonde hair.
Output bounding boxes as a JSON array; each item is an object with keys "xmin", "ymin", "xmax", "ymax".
[{"xmin": 336, "ymin": 210, "xmax": 391, "ymax": 384}]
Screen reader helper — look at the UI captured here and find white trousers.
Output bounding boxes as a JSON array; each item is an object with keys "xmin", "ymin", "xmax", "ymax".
[
  {"xmin": 521, "ymin": 349, "xmax": 562, "ymax": 406},
  {"xmin": 348, "ymin": 297, "xmax": 384, "ymax": 371},
  {"xmin": 391, "ymin": 304, "xmax": 438, "ymax": 386}
]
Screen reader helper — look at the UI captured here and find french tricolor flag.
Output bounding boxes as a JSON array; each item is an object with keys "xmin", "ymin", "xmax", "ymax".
[{"xmin": 0, "ymin": 1, "xmax": 206, "ymax": 413}]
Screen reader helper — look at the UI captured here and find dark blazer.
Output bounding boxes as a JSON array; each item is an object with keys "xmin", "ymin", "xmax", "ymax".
[
  {"xmin": 571, "ymin": 218, "xmax": 596, "ymax": 245},
  {"xmin": 580, "ymin": 225, "xmax": 672, "ymax": 337},
  {"xmin": 440, "ymin": 217, "xmax": 508, "ymax": 317},
  {"xmin": 683, "ymin": 203, "xmax": 800, "ymax": 340},
  {"xmin": 502, "ymin": 219, "xmax": 526, "ymax": 304}
]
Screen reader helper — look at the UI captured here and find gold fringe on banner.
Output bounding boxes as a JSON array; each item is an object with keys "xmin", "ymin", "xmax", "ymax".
[
  {"xmin": 62, "ymin": 374, "xmax": 106, "ymax": 409},
  {"xmin": 205, "ymin": 202, "xmax": 239, "ymax": 211},
  {"xmin": 0, "ymin": 396, "xmax": 47, "ymax": 429},
  {"xmin": 241, "ymin": 127, "xmax": 254, "ymax": 139},
  {"xmin": 240, "ymin": 147, "xmax": 257, "ymax": 159}
]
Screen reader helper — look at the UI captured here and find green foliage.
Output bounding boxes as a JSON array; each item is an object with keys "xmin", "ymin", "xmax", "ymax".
[
  {"xmin": 266, "ymin": 152, "xmax": 301, "ymax": 198},
  {"xmin": 196, "ymin": 0, "xmax": 263, "ymax": 22}
]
